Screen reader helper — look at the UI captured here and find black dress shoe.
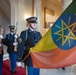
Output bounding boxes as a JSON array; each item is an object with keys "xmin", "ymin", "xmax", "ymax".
[
  {"xmin": 13, "ymin": 71, "xmax": 17, "ymax": 73},
  {"xmin": 62, "ymin": 67, "xmax": 65, "ymax": 70},
  {"xmin": 11, "ymin": 71, "xmax": 17, "ymax": 74}
]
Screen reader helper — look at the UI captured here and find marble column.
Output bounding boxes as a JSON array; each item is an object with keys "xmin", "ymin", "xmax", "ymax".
[
  {"xmin": 62, "ymin": 0, "xmax": 72, "ymax": 11},
  {"xmin": 34, "ymin": 0, "xmax": 42, "ymax": 33},
  {"xmin": 0, "ymin": 11, "xmax": 2, "ymax": 25},
  {"xmin": 10, "ymin": 0, "xmax": 16, "ymax": 25}
]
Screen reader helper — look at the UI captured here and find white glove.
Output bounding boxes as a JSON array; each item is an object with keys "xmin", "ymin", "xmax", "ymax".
[
  {"xmin": 14, "ymin": 35, "xmax": 18, "ymax": 38},
  {"xmin": 0, "ymin": 44, "xmax": 3, "ymax": 47},
  {"xmin": 17, "ymin": 62, "xmax": 22, "ymax": 67},
  {"xmin": 0, "ymin": 35, "xmax": 3, "ymax": 39},
  {"xmin": 13, "ymin": 42, "xmax": 18, "ymax": 46}
]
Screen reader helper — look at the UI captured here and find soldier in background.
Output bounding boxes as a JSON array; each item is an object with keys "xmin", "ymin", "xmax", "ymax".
[
  {"xmin": 17, "ymin": 17, "xmax": 42, "ymax": 75},
  {"xmin": 0, "ymin": 26, "xmax": 3, "ymax": 75},
  {"xmin": 3, "ymin": 25, "xmax": 18, "ymax": 74}
]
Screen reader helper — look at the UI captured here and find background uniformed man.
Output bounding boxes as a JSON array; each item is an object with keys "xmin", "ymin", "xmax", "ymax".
[
  {"xmin": 0, "ymin": 26, "xmax": 3, "ymax": 75},
  {"xmin": 17, "ymin": 17, "xmax": 42, "ymax": 75},
  {"xmin": 3, "ymin": 25, "xmax": 18, "ymax": 74}
]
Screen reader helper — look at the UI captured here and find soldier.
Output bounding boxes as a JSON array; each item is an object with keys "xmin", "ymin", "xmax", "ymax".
[
  {"xmin": 0, "ymin": 27, "xmax": 3, "ymax": 75},
  {"xmin": 17, "ymin": 17, "xmax": 42, "ymax": 75},
  {"xmin": 3, "ymin": 25, "xmax": 18, "ymax": 74}
]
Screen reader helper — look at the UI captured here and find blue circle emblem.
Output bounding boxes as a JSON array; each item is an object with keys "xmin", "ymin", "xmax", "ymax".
[{"xmin": 52, "ymin": 14, "xmax": 76, "ymax": 50}]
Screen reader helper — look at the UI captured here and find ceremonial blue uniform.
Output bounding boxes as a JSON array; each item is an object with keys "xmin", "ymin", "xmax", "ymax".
[
  {"xmin": 17, "ymin": 17, "xmax": 42, "ymax": 75},
  {"xmin": 17, "ymin": 28, "xmax": 42, "ymax": 75},
  {"xmin": 0, "ymin": 27, "xmax": 4, "ymax": 75},
  {"xmin": 0, "ymin": 50, "xmax": 3, "ymax": 75},
  {"xmin": 3, "ymin": 25, "xmax": 18, "ymax": 74}
]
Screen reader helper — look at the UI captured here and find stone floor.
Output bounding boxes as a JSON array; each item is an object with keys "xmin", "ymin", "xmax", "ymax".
[{"xmin": 40, "ymin": 65, "xmax": 76, "ymax": 75}]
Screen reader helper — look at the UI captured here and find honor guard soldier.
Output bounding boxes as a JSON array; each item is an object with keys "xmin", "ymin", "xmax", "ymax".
[
  {"xmin": 3, "ymin": 25, "xmax": 18, "ymax": 74},
  {"xmin": 0, "ymin": 26, "xmax": 3, "ymax": 75},
  {"xmin": 17, "ymin": 17, "xmax": 42, "ymax": 75}
]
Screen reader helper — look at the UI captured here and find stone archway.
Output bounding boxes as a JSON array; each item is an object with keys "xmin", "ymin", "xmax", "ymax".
[
  {"xmin": 0, "ymin": 0, "xmax": 11, "ymax": 54},
  {"xmin": 0, "ymin": 0, "xmax": 11, "ymax": 36}
]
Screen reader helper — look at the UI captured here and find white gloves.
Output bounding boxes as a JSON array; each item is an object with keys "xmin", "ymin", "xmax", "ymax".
[
  {"xmin": 0, "ymin": 35, "xmax": 3, "ymax": 47},
  {"xmin": 0, "ymin": 35, "xmax": 3, "ymax": 39},
  {"xmin": 13, "ymin": 42, "xmax": 18, "ymax": 46},
  {"xmin": 17, "ymin": 62, "xmax": 22, "ymax": 67},
  {"xmin": 0, "ymin": 44, "xmax": 3, "ymax": 47},
  {"xmin": 14, "ymin": 34, "xmax": 18, "ymax": 38}
]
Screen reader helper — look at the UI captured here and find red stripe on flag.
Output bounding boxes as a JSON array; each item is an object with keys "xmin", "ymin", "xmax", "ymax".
[{"xmin": 31, "ymin": 46, "xmax": 76, "ymax": 68}]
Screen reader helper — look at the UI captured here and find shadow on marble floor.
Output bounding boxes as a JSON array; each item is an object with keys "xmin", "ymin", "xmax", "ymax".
[{"xmin": 40, "ymin": 65, "xmax": 76, "ymax": 75}]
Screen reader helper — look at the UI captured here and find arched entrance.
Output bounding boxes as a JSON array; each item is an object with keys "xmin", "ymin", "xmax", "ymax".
[
  {"xmin": 0, "ymin": 0, "xmax": 11, "ymax": 36},
  {"xmin": 0, "ymin": 0, "xmax": 11, "ymax": 54}
]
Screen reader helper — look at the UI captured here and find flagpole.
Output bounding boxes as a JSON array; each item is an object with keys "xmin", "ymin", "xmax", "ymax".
[{"xmin": 22, "ymin": 52, "xmax": 30, "ymax": 62}]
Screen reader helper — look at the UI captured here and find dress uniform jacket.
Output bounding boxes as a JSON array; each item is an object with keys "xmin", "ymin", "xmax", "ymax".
[
  {"xmin": 3, "ymin": 33, "xmax": 18, "ymax": 73},
  {"xmin": 17, "ymin": 28, "xmax": 42, "ymax": 66},
  {"xmin": 0, "ymin": 46, "xmax": 3, "ymax": 75},
  {"xmin": 3, "ymin": 33, "xmax": 17, "ymax": 54}
]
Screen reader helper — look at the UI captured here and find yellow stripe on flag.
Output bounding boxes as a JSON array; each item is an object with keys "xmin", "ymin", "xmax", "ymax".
[{"xmin": 30, "ymin": 28, "xmax": 58, "ymax": 52}]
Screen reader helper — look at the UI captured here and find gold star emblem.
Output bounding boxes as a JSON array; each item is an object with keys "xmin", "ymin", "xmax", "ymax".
[{"xmin": 54, "ymin": 17, "xmax": 76, "ymax": 46}]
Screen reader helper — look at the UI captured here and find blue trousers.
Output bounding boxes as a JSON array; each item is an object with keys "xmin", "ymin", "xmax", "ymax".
[
  {"xmin": 27, "ymin": 66, "xmax": 39, "ymax": 75},
  {"xmin": 9, "ymin": 53, "xmax": 17, "ymax": 72},
  {"xmin": 0, "ymin": 55, "xmax": 3, "ymax": 75}
]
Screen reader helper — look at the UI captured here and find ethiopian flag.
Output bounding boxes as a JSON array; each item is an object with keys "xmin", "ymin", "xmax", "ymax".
[{"xmin": 30, "ymin": 0, "xmax": 76, "ymax": 68}]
